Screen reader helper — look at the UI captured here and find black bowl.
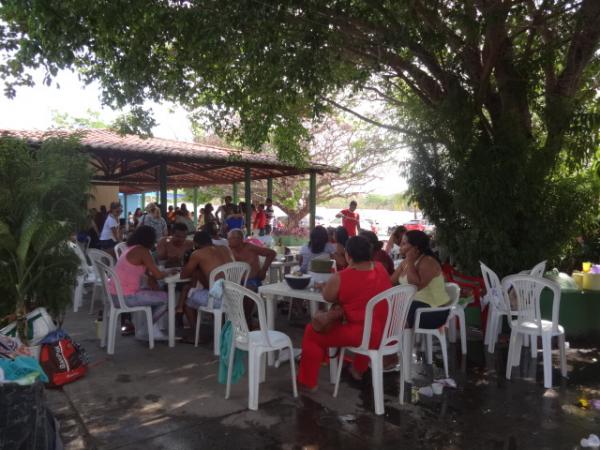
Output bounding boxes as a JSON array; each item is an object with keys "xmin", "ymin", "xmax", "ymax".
[{"xmin": 284, "ymin": 274, "xmax": 311, "ymax": 290}]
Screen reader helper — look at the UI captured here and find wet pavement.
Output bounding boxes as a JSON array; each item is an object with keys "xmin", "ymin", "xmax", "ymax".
[{"xmin": 47, "ymin": 304, "xmax": 600, "ymax": 450}]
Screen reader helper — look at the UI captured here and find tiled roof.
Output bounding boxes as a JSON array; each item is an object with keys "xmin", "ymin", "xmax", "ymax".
[{"xmin": 0, "ymin": 128, "xmax": 337, "ymax": 193}]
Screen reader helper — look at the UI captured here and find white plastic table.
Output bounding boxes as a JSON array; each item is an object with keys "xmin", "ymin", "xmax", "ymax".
[
  {"xmin": 268, "ymin": 259, "xmax": 299, "ymax": 283},
  {"xmin": 164, "ymin": 272, "xmax": 191, "ymax": 347},
  {"xmin": 258, "ymin": 281, "xmax": 338, "ymax": 383}
]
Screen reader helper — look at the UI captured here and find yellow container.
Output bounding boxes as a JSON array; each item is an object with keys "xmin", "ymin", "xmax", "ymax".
[
  {"xmin": 572, "ymin": 271, "xmax": 584, "ymax": 289},
  {"xmin": 583, "ymin": 272, "xmax": 600, "ymax": 291}
]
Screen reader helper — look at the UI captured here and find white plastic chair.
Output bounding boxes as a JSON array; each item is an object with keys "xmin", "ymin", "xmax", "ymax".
[
  {"xmin": 530, "ymin": 260, "xmax": 547, "ymax": 278},
  {"xmin": 194, "ymin": 261, "xmax": 251, "ymax": 355},
  {"xmin": 68, "ymin": 241, "xmax": 101, "ymax": 313},
  {"xmin": 87, "ymin": 250, "xmax": 115, "ymax": 347},
  {"xmin": 86, "ymin": 249, "xmax": 115, "ymax": 315},
  {"xmin": 95, "ymin": 260, "xmax": 155, "ymax": 355},
  {"xmin": 412, "ymin": 283, "xmax": 460, "ymax": 378},
  {"xmin": 221, "ymin": 281, "xmax": 298, "ymax": 410},
  {"xmin": 333, "ymin": 284, "xmax": 417, "ymax": 415},
  {"xmin": 480, "ymin": 262, "xmax": 513, "ymax": 353},
  {"xmin": 114, "ymin": 242, "xmax": 128, "ymax": 259},
  {"xmin": 77, "ymin": 235, "xmax": 91, "ymax": 254},
  {"xmin": 502, "ymin": 274, "xmax": 566, "ymax": 388},
  {"xmin": 447, "ymin": 295, "xmax": 470, "ymax": 355}
]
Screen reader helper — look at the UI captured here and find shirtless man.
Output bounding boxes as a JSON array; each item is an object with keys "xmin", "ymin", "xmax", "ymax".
[
  {"xmin": 227, "ymin": 228, "xmax": 276, "ymax": 291},
  {"xmin": 180, "ymin": 231, "xmax": 234, "ymax": 334},
  {"xmin": 156, "ymin": 223, "xmax": 193, "ymax": 267}
]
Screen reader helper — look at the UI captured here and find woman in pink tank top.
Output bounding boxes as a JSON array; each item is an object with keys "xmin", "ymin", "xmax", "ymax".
[
  {"xmin": 298, "ymin": 236, "xmax": 392, "ymax": 390},
  {"xmin": 110, "ymin": 226, "xmax": 172, "ymax": 325}
]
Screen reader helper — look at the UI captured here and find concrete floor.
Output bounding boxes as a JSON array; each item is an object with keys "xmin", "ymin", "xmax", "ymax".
[{"xmin": 46, "ymin": 298, "xmax": 600, "ymax": 450}]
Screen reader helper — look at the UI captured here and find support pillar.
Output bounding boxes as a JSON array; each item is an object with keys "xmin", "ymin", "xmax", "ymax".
[
  {"xmin": 309, "ymin": 171, "xmax": 317, "ymax": 231},
  {"xmin": 193, "ymin": 187, "xmax": 198, "ymax": 227},
  {"xmin": 232, "ymin": 182, "xmax": 239, "ymax": 204},
  {"xmin": 159, "ymin": 162, "xmax": 168, "ymax": 218},
  {"xmin": 244, "ymin": 167, "xmax": 252, "ymax": 236},
  {"xmin": 141, "ymin": 192, "xmax": 146, "ymax": 209},
  {"xmin": 173, "ymin": 188, "xmax": 178, "ymax": 209},
  {"xmin": 123, "ymin": 194, "xmax": 128, "ymax": 231},
  {"xmin": 267, "ymin": 177, "xmax": 273, "ymax": 200}
]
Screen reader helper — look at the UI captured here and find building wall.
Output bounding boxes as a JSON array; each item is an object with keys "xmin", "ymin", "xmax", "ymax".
[{"xmin": 89, "ymin": 184, "xmax": 119, "ymax": 211}]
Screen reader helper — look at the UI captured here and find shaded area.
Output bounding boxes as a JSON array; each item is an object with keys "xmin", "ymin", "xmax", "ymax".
[{"xmin": 48, "ymin": 302, "xmax": 600, "ymax": 450}]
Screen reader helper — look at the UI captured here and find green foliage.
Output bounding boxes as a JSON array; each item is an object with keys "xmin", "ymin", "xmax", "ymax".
[
  {"xmin": 52, "ymin": 107, "xmax": 156, "ymax": 137},
  {"xmin": 52, "ymin": 109, "xmax": 110, "ymax": 129},
  {"xmin": 0, "ymin": 137, "xmax": 93, "ymax": 328},
  {"xmin": 180, "ymin": 186, "xmax": 227, "ymax": 207},
  {"xmin": 1, "ymin": 1, "xmax": 599, "ymax": 275}
]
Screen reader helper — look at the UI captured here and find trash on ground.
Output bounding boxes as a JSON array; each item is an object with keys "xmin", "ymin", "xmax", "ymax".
[
  {"xmin": 418, "ymin": 386, "xmax": 434, "ymax": 397},
  {"xmin": 339, "ymin": 414, "xmax": 356, "ymax": 423},
  {"xmin": 434, "ymin": 378, "xmax": 457, "ymax": 388},
  {"xmin": 580, "ymin": 434, "xmax": 600, "ymax": 448}
]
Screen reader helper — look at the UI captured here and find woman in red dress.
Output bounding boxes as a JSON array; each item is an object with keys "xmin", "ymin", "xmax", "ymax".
[{"xmin": 298, "ymin": 236, "xmax": 392, "ymax": 390}]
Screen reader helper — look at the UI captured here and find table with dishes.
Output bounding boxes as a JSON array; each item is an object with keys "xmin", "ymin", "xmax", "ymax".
[{"xmin": 258, "ymin": 278, "xmax": 339, "ymax": 384}]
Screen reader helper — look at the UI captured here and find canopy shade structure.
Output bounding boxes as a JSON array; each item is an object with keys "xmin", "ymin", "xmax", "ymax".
[{"xmin": 0, "ymin": 128, "xmax": 338, "ymax": 193}]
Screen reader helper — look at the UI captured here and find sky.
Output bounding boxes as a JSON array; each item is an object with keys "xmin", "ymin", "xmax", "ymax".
[{"xmin": 0, "ymin": 70, "xmax": 407, "ymax": 194}]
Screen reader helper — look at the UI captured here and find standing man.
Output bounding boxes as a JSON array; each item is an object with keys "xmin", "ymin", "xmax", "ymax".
[
  {"xmin": 253, "ymin": 203, "xmax": 267, "ymax": 236},
  {"xmin": 215, "ymin": 195, "xmax": 235, "ymax": 231},
  {"xmin": 336, "ymin": 200, "xmax": 361, "ymax": 237},
  {"xmin": 264, "ymin": 198, "xmax": 275, "ymax": 235}
]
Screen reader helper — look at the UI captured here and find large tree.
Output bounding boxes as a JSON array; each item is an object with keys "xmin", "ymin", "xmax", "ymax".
[
  {"xmin": 253, "ymin": 116, "xmax": 401, "ymax": 228},
  {"xmin": 1, "ymin": 1, "xmax": 599, "ymax": 274}
]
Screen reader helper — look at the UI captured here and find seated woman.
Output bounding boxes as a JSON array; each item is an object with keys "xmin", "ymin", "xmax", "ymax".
[
  {"xmin": 109, "ymin": 225, "xmax": 172, "ymax": 338},
  {"xmin": 298, "ymin": 225, "xmax": 336, "ymax": 274},
  {"xmin": 297, "ymin": 236, "xmax": 392, "ymax": 391},
  {"xmin": 360, "ymin": 230, "xmax": 394, "ymax": 275},
  {"xmin": 332, "ymin": 226, "xmax": 349, "ymax": 271},
  {"xmin": 384, "ymin": 225, "xmax": 406, "ymax": 256},
  {"xmin": 390, "ymin": 230, "xmax": 450, "ymax": 329}
]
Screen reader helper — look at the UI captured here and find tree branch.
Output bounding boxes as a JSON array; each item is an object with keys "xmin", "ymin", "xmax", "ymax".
[{"xmin": 320, "ymin": 97, "xmax": 418, "ymax": 137}]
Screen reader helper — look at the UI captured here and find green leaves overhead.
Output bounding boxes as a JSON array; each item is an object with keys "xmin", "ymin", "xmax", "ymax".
[{"xmin": 1, "ymin": 1, "xmax": 599, "ymax": 273}]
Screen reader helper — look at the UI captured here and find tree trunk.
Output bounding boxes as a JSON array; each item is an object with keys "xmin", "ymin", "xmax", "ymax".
[
  {"xmin": 285, "ymin": 211, "xmax": 307, "ymax": 229},
  {"xmin": 277, "ymin": 205, "xmax": 309, "ymax": 230}
]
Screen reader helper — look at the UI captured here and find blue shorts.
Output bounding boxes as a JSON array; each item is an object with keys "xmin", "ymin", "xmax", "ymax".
[
  {"xmin": 245, "ymin": 277, "xmax": 262, "ymax": 291},
  {"xmin": 186, "ymin": 288, "xmax": 210, "ymax": 309}
]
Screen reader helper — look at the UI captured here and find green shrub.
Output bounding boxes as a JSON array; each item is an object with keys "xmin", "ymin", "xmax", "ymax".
[{"xmin": 0, "ymin": 136, "xmax": 92, "ymax": 335}]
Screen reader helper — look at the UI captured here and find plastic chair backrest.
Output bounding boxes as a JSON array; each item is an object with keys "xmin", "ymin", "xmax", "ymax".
[
  {"xmin": 87, "ymin": 249, "xmax": 115, "ymax": 268},
  {"xmin": 530, "ymin": 260, "xmax": 547, "ymax": 278},
  {"xmin": 480, "ymin": 261, "xmax": 509, "ymax": 313},
  {"xmin": 357, "ymin": 284, "xmax": 417, "ymax": 350},
  {"xmin": 501, "ymin": 274, "xmax": 561, "ymax": 334},
  {"xmin": 77, "ymin": 236, "xmax": 91, "ymax": 254},
  {"xmin": 115, "ymin": 242, "xmax": 128, "ymax": 259},
  {"xmin": 95, "ymin": 260, "xmax": 128, "ymax": 310},
  {"xmin": 222, "ymin": 281, "xmax": 271, "ymax": 347},
  {"xmin": 68, "ymin": 241, "xmax": 95, "ymax": 278},
  {"xmin": 209, "ymin": 261, "xmax": 251, "ymax": 288},
  {"xmin": 445, "ymin": 282, "xmax": 461, "ymax": 308},
  {"xmin": 207, "ymin": 262, "xmax": 251, "ymax": 309}
]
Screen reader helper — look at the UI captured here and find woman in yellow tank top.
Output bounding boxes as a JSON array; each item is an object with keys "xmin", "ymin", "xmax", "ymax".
[{"xmin": 390, "ymin": 230, "xmax": 450, "ymax": 329}]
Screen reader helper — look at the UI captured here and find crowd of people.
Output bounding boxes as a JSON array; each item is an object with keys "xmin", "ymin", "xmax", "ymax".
[
  {"xmin": 85, "ymin": 196, "xmax": 280, "ymax": 253},
  {"xmin": 85, "ymin": 197, "xmax": 449, "ymax": 392}
]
